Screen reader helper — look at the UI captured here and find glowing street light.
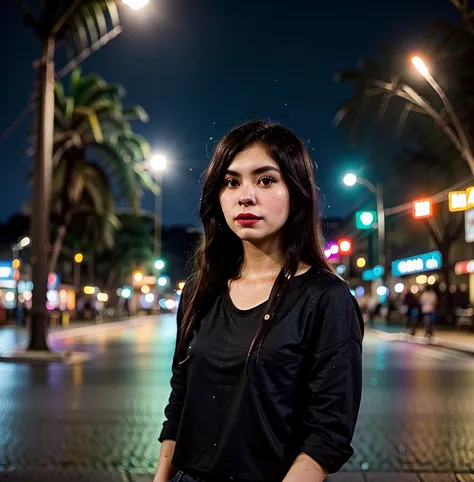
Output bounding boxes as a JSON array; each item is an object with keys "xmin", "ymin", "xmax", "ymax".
[
  {"xmin": 149, "ymin": 154, "xmax": 167, "ymax": 173},
  {"xmin": 122, "ymin": 0, "xmax": 150, "ymax": 10},
  {"xmin": 18, "ymin": 236, "xmax": 31, "ymax": 249},
  {"xmin": 74, "ymin": 252, "xmax": 83, "ymax": 264},
  {"xmin": 343, "ymin": 173, "xmax": 357, "ymax": 187},
  {"xmin": 411, "ymin": 56, "xmax": 430, "ymax": 78}
]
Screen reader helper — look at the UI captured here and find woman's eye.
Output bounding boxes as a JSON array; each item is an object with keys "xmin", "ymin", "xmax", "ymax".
[
  {"xmin": 224, "ymin": 178, "xmax": 239, "ymax": 187},
  {"xmin": 259, "ymin": 176, "xmax": 276, "ymax": 186}
]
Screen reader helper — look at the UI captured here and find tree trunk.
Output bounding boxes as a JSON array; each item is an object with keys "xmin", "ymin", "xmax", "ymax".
[
  {"xmin": 28, "ymin": 36, "xmax": 55, "ymax": 352},
  {"xmin": 49, "ymin": 224, "xmax": 68, "ymax": 274},
  {"xmin": 49, "ymin": 164, "xmax": 86, "ymax": 275}
]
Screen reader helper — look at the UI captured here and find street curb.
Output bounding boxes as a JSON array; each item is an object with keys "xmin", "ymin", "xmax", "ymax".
[
  {"xmin": 0, "ymin": 349, "xmax": 92, "ymax": 364},
  {"xmin": 0, "ymin": 315, "xmax": 161, "ymax": 353},
  {"xmin": 48, "ymin": 315, "xmax": 159, "ymax": 340},
  {"xmin": 369, "ymin": 328, "xmax": 474, "ymax": 356}
]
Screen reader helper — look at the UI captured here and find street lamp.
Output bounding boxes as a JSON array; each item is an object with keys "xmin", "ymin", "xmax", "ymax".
[
  {"xmin": 343, "ymin": 173, "xmax": 386, "ymax": 271},
  {"xmin": 411, "ymin": 55, "xmax": 474, "ymax": 174},
  {"xmin": 150, "ymin": 154, "xmax": 167, "ymax": 173},
  {"xmin": 18, "ymin": 236, "xmax": 31, "ymax": 249},
  {"xmin": 148, "ymin": 153, "xmax": 168, "ymax": 258},
  {"xmin": 411, "ymin": 56, "xmax": 429, "ymax": 77},
  {"xmin": 343, "ymin": 173, "xmax": 357, "ymax": 187}
]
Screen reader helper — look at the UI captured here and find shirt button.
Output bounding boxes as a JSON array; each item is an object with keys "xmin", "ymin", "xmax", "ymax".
[{"xmin": 264, "ymin": 314, "xmax": 270, "ymax": 320}]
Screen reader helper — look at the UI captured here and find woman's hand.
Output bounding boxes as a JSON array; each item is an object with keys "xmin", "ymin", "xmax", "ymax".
[
  {"xmin": 153, "ymin": 440, "xmax": 178, "ymax": 482},
  {"xmin": 282, "ymin": 453, "xmax": 327, "ymax": 482}
]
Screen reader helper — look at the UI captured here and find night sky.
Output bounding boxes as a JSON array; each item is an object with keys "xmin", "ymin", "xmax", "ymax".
[{"xmin": 0, "ymin": 0, "xmax": 457, "ymax": 228}]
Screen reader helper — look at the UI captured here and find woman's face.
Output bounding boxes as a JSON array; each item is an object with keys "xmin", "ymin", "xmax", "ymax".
[{"xmin": 219, "ymin": 144, "xmax": 291, "ymax": 244}]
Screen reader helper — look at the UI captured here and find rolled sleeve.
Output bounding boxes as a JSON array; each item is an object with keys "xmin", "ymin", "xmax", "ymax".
[
  {"xmin": 299, "ymin": 284, "xmax": 364, "ymax": 473},
  {"xmin": 158, "ymin": 288, "xmax": 189, "ymax": 442}
]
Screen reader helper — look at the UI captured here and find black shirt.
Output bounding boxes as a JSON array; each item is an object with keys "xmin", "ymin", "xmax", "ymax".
[{"xmin": 159, "ymin": 267, "xmax": 364, "ymax": 481}]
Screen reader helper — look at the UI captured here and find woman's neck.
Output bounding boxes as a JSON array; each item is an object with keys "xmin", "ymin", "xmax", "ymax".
[{"xmin": 239, "ymin": 239, "xmax": 284, "ymax": 280}]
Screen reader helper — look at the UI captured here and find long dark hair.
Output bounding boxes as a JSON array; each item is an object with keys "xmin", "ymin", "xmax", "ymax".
[{"xmin": 177, "ymin": 120, "xmax": 332, "ymax": 363}]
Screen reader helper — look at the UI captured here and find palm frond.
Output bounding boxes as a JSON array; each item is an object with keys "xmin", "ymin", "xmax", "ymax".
[
  {"xmin": 92, "ymin": 142, "xmax": 141, "ymax": 209},
  {"xmin": 73, "ymin": 74, "xmax": 104, "ymax": 104},
  {"xmin": 54, "ymin": 81, "xmax": 66, "ymax": 105},
  {"xmin": 73, "ymin": 106, "xmax": 103, "ymax": 142},
  {"xmin": 69, "ymin": 67, "xmax": 82, "ymax": 98},
  {"xmin": 123, "ymin": 105, "xmax": 150, "ymax": 123}
]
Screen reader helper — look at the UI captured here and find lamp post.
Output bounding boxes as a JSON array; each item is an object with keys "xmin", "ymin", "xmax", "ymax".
[
  {"xmin": 411, "ymin": 56, "xmax": 474, "ymax": 175},
  {"xmin": 149, "ymin": 153, "xmax": 167, "ymax": 258},
  {"xmin": 343, "ymin": 173, "xmax": 386, "ymax": 271},
  {"xmin": 28, "ymin": 0, "xmax": 149, "ymax": 351}
]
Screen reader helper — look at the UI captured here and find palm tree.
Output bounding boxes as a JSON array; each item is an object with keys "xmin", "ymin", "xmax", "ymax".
[
  {"xmin": 20, "ymin": 0, "xmax": 123, "ymax": 351},
  {"xmin": 20, "ymin": 0, "xmax": 149, "ymax": 351},
  {"xmin": 45, "ymin": 68, "xmax": 156, "ymax": 273},
  {"xmin": 333, "ymin": 18, "xmax": 474, "ymax": 175}
]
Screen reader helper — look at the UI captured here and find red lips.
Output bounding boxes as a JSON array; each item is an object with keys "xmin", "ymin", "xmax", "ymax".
[{"xmin": 235, "ymin": 213, "xmax": 262, "ymax": 220}]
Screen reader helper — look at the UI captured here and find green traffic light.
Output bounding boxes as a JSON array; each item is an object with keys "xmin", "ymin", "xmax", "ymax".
[
  {"xmin": 154, "ymin": 259, "xmax": 165, "ymax": 270},
  {"xmin": 355, "ymin": 211, "xmax": 377, "ymax": 230}
]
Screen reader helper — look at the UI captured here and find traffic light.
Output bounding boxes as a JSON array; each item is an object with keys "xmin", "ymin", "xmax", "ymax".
[
  {"xmin": 356, "ymin": 257, "xmax": 366, "ymax": 268},
  {"xmin": 338, "ymin": 238, "xmax": 352, "ymax": 255},
  {"xmin": 355, "ymin": 211, "xmax": 377, "ymax": 230},
  {"xmin": 154, "ymin": 259, "xmax": 166, "ymax": 271}
]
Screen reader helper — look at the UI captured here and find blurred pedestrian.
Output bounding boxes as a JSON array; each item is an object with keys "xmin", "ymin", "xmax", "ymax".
[
  {"xmin": 420, "ymin": 285, "xmax": 438, "ymax": 337},
  {"xmin": 154, "ymin": 121, "xmax": 364, "ymax": 482},
  {"xmin": 402, "ymin": 290, "xmax": 420, "ymax": 335}
]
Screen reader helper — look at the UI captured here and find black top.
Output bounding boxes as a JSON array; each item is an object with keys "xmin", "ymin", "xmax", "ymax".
[{"xmin": 159, "ymin": 267, "xmax": 364, "ymax": 482}]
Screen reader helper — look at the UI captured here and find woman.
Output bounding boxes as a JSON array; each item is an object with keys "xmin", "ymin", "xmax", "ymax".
[{"xmin": 154, "ymin": 121, "xmax": 364, "ymax": 482}]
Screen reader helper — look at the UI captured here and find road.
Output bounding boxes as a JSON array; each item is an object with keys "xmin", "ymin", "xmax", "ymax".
[{"xmin": 0, "ymin": 315, "xmax": 474, "ymax": 481}]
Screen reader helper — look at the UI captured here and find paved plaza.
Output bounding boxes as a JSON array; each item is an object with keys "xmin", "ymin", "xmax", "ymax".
[{"xmin": 0, "ymin": 316, "xmax": 474, "ymax": 481}]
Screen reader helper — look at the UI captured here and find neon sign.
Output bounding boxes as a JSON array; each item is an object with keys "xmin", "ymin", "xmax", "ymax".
[{"xmin": 392, "ymin": 251, "xmax": 442, "ymax": 277}]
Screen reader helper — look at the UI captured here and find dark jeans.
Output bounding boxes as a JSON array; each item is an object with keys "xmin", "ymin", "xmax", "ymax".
[
  {"xmin": 169, "ymin": 472, "xmax": 190, "ymax": 482},
  {"xmin": 423, "ymin": 312, "xmax": 436, "ymax": 336},
  {"xmin": 169, "ymin": 472, "xmax": 207, "ymax": 482},
  {"xmin": 169, "ymin": 471, "xmax": 245, "ymax": 482},
  {"xmin": 407, "ymin": 307, "xmax": 420, "ymax": 335}
]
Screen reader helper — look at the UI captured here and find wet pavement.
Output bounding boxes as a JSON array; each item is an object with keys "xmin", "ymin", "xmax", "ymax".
[{"xmin": 0, "ymin": 316, "xmax": 474, "ymax": 481}]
